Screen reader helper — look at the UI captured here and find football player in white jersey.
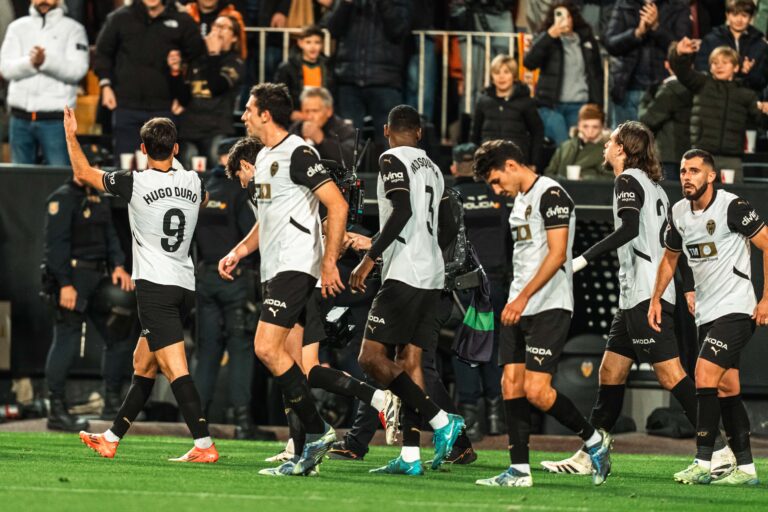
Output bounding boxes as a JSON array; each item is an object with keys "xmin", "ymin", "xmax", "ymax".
[
  {"xmin": 472, "ymin": 139, "xmax": 612, "ymax": 488},
  {"xmin": 216, "ymin": 84, "xmax": 348, "ymax": 476},
  {"xmin": 62, "ymin": 110, "xmax": 218, "ymax": 463},
  {"xmin": 650, "ymin": 149, "xmax": 768, "ymax": 486},
  {"xmin": 349, "ymin": 105, "xmax": 465, "ymax": 475},
  {"xmin": 543, "ymin": 122, "xmax": 734, "ymax": 477},
  {"xmin": 220, "ymin": 136, "xmax": 398, "ymax": 469}
]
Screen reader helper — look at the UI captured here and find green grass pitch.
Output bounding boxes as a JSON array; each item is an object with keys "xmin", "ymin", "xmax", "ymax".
[{"xmin": 0, "ymin": 432, "xmax": 765, "ymax": 511}]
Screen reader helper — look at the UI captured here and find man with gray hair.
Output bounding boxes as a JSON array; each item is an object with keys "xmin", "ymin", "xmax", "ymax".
[{"xmin": 289, "ymin": 87, "xmax": 356, "ymax": 167}]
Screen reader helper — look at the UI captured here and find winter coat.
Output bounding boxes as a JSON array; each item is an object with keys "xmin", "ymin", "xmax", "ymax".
[
  {"xmin": 638, "ymin": 78, "xmax": 692, "ymax": 164},
  {"xmin": 274, "ymin": 52, "xmax": 335, "ymax": 112},
  {"xmin": 695, "ymin": 24, "xmax": 768, "ymax": 92},
  {"xmin": 545, "ymin": 135, "xmax": 612, "ymax": 180}
]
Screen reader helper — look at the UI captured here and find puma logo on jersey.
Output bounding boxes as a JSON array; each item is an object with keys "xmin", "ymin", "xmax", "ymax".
[
  {"xmin": 367, "ymin": 325, "xmax": 377, "ymax": 332},
  {"xmin": 306, "ymin": 163, "xmax": 327, "ymax": 178},
  {"xmin": 526, "ymin": 346, "xmax": 552, "ymax": 356},
  {"xmin": 632, "ymin": 338, "xmax": 656, "ymax": 345},
  {"xmin": 141, "ymin": 329, "xmax": 150, "ymax": 337},
  {"xmin": 549, "ymin": 189, "xmax": 561, "ymax": 197},
  {"xmin": 742, "ymin": 210, "xmax": 759, "ymax": 226},
  {"xmin": 382, "ymin": 171, "xmax": 405, "ymax": 184},
  {"xmin": 533, "ymin": 356, "xmax": 545, "ymax": 365},
  {"xmin": 546, "ymin": 205, "xmax": 570, "ymax": 218},
  {"xmin": 268, "ymin": 307, "xmax": 279, "ymax": 317},
  {"xmin": 617, "ymin": 191, "xmax": 636, "ymax": 201},
  {"xmin": 368, "ymin": 315, "xmax": 386, "ymax": 325}
]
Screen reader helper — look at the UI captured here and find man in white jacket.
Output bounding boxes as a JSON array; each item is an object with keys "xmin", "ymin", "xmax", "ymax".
[{"xmin": 0, "ymin": 0, "xmax": 88, "ymax": 165}]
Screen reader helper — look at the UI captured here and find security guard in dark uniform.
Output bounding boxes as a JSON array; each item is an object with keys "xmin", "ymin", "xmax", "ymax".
[
  {"xmin": 449, "ymin": 143, "xmax": 509, "ymax": 441},
  {"xmin": 43, "ymin": 149, "xmax": 134, "ymax": 432},
  {"xmin": 193, "ymin": 138, "xmax": 274, "ymax": 440}
]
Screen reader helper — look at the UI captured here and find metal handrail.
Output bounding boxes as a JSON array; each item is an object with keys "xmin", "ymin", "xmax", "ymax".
[{"xmin": 243, "ymin": 27, "xmax": 332, "ymax": 83}]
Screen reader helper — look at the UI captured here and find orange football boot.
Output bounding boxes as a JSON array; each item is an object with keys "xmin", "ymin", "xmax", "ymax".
[
  {"xmin": 79, "ymin": 431, "xmax": 119, "ymax": 459},
  {"xmin": 168, "ymin": 444, "xmax": 219, "ymax": 463}
]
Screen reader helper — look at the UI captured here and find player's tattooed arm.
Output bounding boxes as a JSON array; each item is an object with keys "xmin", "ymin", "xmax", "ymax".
[{"xmin": 63, "ymin": 106, "xmax": 106, "ymax": 191}]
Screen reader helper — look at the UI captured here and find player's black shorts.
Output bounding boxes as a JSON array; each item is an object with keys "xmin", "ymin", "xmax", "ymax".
[
  {"xmin": 260, "ymin": 271, "xmax": 316, "ymax": 329},
  {"xmin": 606, "ymin": 299, "xmax": 679, "ymax": 364},
  {"xmin": 364, "ymin": 279, "xmax": 441, "ymax": 349},
  {"xmin": 697, "ymin": 313, "xmax": 755, "ymax": 370},
  {"xmin": 135, "ymin": 279, "xmax": 194, "ymax": 352},
  {"xmin": 302, "ymin": 288, "xmax": 330, "ymax": 346},
  {"xmin": 498, "ymin": 309, "xmax": 571, "ymax": 373}
]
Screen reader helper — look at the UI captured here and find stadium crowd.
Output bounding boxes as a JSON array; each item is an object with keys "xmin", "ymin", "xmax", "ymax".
[{"xmin": 1, "ymin": 0, "xmax": 768, "ymax": 474}]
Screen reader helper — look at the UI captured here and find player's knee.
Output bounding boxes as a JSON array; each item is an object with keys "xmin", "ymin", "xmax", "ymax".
[
  {"xmin": 598, "ymin": 362, "xmax": 625, "ymax": 385},
  {"xmin": 253, "ymin": 341, "xmax": 274, "ymax": 366},
  {"xmin": 133, "ymin": 352, "xmax": 157, "ymax": 377},
  {"xmin": 523, "ymin": 380, "xmax": 550, "ymax": 407},
  {"xmin": 717, "ymin": 377, "xmax": 740, "ymax": 397}
]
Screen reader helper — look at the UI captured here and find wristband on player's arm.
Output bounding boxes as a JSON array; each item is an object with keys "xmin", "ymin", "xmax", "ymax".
[{"xmin": 366, "ymin": 190, "xmax": 412, "ymax": 261}]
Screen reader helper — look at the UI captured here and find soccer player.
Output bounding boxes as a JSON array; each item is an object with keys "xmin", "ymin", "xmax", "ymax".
[
  {"xmin": 67, "ymin": 110, "xmax": 217, "ymax": 462},
  {"xmin": 221, "ymin": 138, "xmax": 398, "ymax": 469},
  {"xmin": 349, "ymin": 105, "xmax": 465, "ymax": 475},
  {"xmin": 542, "ymin": 122, "xmax": 735, "ymax": 477},
  {"xmin": 472, "ymin": 139, "xmax": 612, "ymax": 488},
  {"xmin": 650, "ymin": 149, "xmax": 768, "ymax": 485},
  {"xmin": 216, "ymin": 84, "xmax": 348, "ymax": 476}
]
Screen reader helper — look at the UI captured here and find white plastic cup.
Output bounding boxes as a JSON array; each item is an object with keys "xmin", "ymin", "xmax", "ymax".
[
  {"xmin": 746, "ymin": 130, "xmax": 757, "ymax": 153},
  {"xmin": 135, "ymin": 150, "xmax": 148, "ymax": 170},
  {"xmin": 191, "ymin": 156, "xmax": 207, "ymax": 172},
  {"xmin": 119, "ymin": 153, "xmax": 134, "ymax": 171},
  {"xmin": 566, "ymin": 165, "xmax": 581, "ymax": 180},
  {"xmin": 721, "ymin": 169, "xmax": 735, "ymax": 184}
]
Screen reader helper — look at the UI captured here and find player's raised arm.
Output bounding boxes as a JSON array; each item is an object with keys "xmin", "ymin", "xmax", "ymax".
[{"xmin": 63, "ymin": 106, "xmax": 106, "ymax": 191}]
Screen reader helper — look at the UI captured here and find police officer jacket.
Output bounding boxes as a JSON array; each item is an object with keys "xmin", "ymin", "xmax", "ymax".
[
  {"xmin": 195, "ymin": 166, "xmax": 256, "ymax": 265},
  {"xmin": 43, "ymin": 180, "xmax": 125, "ymax": 287}
]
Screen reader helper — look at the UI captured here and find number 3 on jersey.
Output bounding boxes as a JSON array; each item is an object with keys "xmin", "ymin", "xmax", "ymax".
[
  {"xmin": 162, "ymin": 208, "xmax": 186, "ymax": 252},
  {"xmin": 425, "ymin": 185, "xmax": 435, "ymax": 236}
]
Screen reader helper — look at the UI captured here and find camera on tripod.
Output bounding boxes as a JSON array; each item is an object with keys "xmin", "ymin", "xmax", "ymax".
[{"xmin": 321, "ymin": 130, "xmax": 370, "ymax": 227}]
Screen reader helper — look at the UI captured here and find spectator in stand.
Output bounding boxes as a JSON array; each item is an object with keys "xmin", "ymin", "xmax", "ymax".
[
  {"xmin": 274, "ymin": 25, "xmax": 334, "ymax": 123},
  {"xmin": 638, "ymin": 61, "xmax": 692, "ymax": 180},
  {"xmin": 169, "ymin": 14, "xmax": 245, "ymax": 168},
  {"xmin": 695, "ymin": 0, "xmax": 768, "ymax": 93},
  {"xmin": 0, "ymin": 0, "xmax": 88, "ymax": 166},
  {"xmin": 322, "ymin": 0, "xmax": 411, "ymax": 150},
  {"xmin": 185, "ymin": 0, "xmax": 248, "ymax": 59},
  {"xmin": 603, "ymin": 0, "xmax": 690, "ymax": 126},
  {"xmin": 524, "ymin": 1, "xmax": 603, "ymax": 146},
  {"xmin": 545, "ymin": 103, "xmax": 612, "ymax": 179},
  {"xmin": 94, "ymin": 0, "xmax": 205, "ymax": 158},
  {"xmin": 470, "ymin": 54, "xmax": 544, "ymax": 168},
  {"xmin": 289, "ymin": 87, "xmax": 355, "ymax": 167},
  {"xmin": 670, "ymin": 38, "xmax": 768, "ymax": 183}
]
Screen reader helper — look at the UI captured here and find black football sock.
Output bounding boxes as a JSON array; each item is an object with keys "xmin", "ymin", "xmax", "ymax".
[
  {"xmin": 308, "ymin": 365, "xmax": 377, "ymax": 405},
  {"xmin": 671, "ymin": 377, "xmax": 698, "ymax": 429},
  {"xmin": 589, "ymin": 384, "xmax": 625, "ymax": 432},
  {"xmin": 386, "ymin": 371, "xmax": 440, "ymax": 420},
  {"xmin": 275, "ymin": 363, "xmax": 325, "ymax": 434},
  {"xmin": 282, "ymin": 392, "xmax": 306, "ymax": 456},
  {"xmin": 170, "ymin": 374, "xmax": 210, "ymax": 439},
  {"xmin": 401, "ymin": 404, "xmax": 421, "ymax": 448},
  {"xmin": 695, "ymin": 387, "xmax": 720, "ymax": 462},
  {"xmin": 504, "ymin": 398, "xmax": 530, "ymax": 466},
  {"xmin": 719, "ymin": 395, "xmax": 753, "ymax": 466},
  {"xmin": 546, "ymin": 392, "xmax": 596, "ymax": 444},
  {"xmin": 110, "ymin": 374, "xmax": 155, "ymax": 438}
]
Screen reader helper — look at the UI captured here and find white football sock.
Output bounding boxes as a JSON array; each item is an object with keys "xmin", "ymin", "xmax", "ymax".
[
  {"xmin": 400, "ymin": 446, "xmax": 420, "ymax": 462},
  {"xmin": 738, "ymin": 463, "xmax": 756, "ymax": 475},
  {"xmin": 694, "ymin": 459, "xmax": 712, "ymax": 470},
  {"xmin": 509, "ymin": 463, "xmax": 531, "ymax": 475},
  {"xmin": 428, "ymin": 410, "xmax": 449, "ymax": 430},
  {"xmin": 103, "ymin": 429, "xmax": 120, "ymax": 443},
  {"xmin": 194, "ymin": 436, "xmax": 213, "ymax": 449},
  {"xmin": 584, "ymin": 430, "xmax": 602, "ymax": 448},
  {"xmin": 370, "ymin": 389, "xmax": 386, "ymax": 412}
]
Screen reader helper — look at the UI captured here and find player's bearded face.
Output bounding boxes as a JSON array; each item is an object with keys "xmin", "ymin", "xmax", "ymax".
[
  {"xmin": 681, "ymin": 167, "xmax": 710, "ymax": 201},
  {"xmin": 33, "ymin": 0, "xmax": 55, "ymax": 13}
]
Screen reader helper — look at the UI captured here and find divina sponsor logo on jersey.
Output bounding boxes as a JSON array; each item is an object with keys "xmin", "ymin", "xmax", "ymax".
[
  {"xmin": 546, "ymin": 205, "xmax": 570, "ymax": 218},
  {"xmin": 382, "ymin": 171, "xmax": 405, "ymax": 184},
  {"xmin": 142, "ymin": 187, "xmax": 198, "ymax": 205},
  {"xmin": 306, "ymin": 163, "xmax": 326, "ymax": 178},
  {"xmin": 617, "ymin": 191, "xmax": 636, "ymax": 201},
  {"xmin": 742, "ymin": 210, "xmax": 759, "ymax": 226}
]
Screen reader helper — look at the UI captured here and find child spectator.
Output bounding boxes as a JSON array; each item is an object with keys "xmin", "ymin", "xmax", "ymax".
[
  {"xmin": 274, "ymin": 25, "xmax": 334, "ymax": 122},
  {"xmin": 639, "ymin": 61, "xmax": 692, "ymax": 180},
  {"xmin": 545, "ymin": 103, "xmax": 612, "ymax": 180},
  {"xmin": 470, "ymin": 54, "xmax": 544, "ymax": 168},
  {"xmin": 695, "ymin": 0, "xmax": 768, "ymax": 93},
  {"xmin": 524, "ymin": 1, "xmax": 604, "ymax": 146},
  {"xmin": 670, "ymin": 38, "xmax": 768, "ymax": 183}
]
